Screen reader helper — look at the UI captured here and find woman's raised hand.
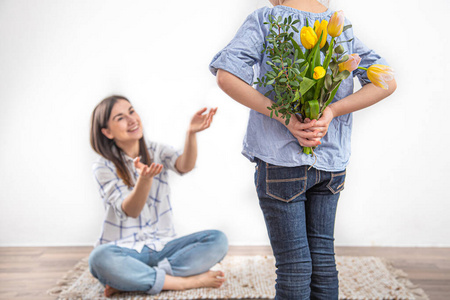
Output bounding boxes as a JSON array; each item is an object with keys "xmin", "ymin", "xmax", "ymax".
[
  {"xmin": 188, "ymin": 107, "xmax": 217, "ymax": 134},
  {"xmin": 134, "ymin": 157, "xmax": 163, "ymax": 180}
]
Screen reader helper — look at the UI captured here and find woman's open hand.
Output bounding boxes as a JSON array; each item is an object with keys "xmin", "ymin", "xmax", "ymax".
[
  {"xmin": 189, "ymin": 107, "xmax": 217, "ymax": 134},
  {"xmin": 134, "ymin": 157, "xmax": 163, "ymax": 180}
]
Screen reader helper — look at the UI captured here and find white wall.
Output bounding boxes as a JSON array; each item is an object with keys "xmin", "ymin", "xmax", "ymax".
[{"xmin": 0, "ymin": 0, "xmax": 449, "ymax": 247}]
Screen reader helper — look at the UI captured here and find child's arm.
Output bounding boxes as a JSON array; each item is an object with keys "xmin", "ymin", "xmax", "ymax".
[
  {"xmin": 175, "ymin": 108, "xmax": 217, "ymax": 174},
  {"xmin": 329, "ymin": 80, "xmax": 397, "ymax": 117},
  {"xmin": 308, "ymin": 34, "xmax": 398, "ymax": 139},
  {"xmin": 311, "ymin": 79, "xmax": 397, "ymax": 139},
  {"xmin": 216, "ymin": 69, "xmax": 321, "ymax": 148}
]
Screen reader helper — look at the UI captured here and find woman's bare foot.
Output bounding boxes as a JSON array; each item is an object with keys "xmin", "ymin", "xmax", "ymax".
[
  {"xmin": 104, "ymin": 284, "xmax": 121, "ymax": 297},
  {"xmin": 189, "ymin": 270, "xmax": 226, "ymax": 289},
  {"xmin": 103, "ymin": 271, "xmax": 227, "ymax": 296},
  {"xmin": 163, "ymin": 270, "xmax": 226, "ymax": 291}
]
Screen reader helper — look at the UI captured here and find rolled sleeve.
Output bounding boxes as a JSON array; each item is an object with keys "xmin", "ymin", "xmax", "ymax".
[
  {"xmin": 93, "ymin": 162, "xmax": 131, "ymax": 221},
  {"xmin": 209, "ymin": 10, "xmax": 265, "ymax": 85},
  {"xmin": 352, "ymin": 36, "xmax": 389, "ymax": 86},
  {"xmin": 210, "ymin": 50, "xmax": 256, "ymax": 85},
  {"xmin": 158, "ymin": 144, "xmax": 183, "ymax": 175}
]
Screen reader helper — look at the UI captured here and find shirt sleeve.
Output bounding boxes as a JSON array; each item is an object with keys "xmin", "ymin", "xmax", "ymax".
[
  {"xmin": 352, "ymin": 36, "xmax": 389, "ymax": 87},
  {"xmin": 92, "ymin": 160, "xmax": 131, "ymax": 221},
  {"xmin": 209, "ymin": 9, "xmax": 266, "ymax": 85},
  {"xmin": 158, "ymin": 144, "xmax": 183, "ymax": 175}
]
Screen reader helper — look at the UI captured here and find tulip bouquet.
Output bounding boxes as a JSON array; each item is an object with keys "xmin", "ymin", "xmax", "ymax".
[{"xmin": 255, "ymin": 11, "xmax": 394, "ymax": 156}]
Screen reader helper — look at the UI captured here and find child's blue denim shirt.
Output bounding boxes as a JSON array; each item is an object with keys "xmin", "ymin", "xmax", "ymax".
[{"xmin": 209, "ymin": 5, "xmax": 389, "ymax": 171}]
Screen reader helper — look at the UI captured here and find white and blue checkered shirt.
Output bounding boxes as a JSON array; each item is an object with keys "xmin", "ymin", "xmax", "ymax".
[{"xmin": 92, "ymin": 140, "xmax": 182, "ymax": 253}]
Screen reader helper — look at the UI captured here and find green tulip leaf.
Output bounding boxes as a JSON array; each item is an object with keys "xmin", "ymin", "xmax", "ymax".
[
  {"xmin": 322, "ymin": 37, "xmax": 335, "ymax": 71},
  {"xmin": 290, "ymin": 37, "xmax": 305, "ymax": 60},
  {"xmin": 314, "ymin": 33, "xmax": 323, "ymax": 67},
  {"xmin": 299, "ymin": 77, "xmax": 316, "ymax": 96},
  {"xmin": 324, "ymin": 81, "xmax": 342, "ymax": 108},
  {"xmin": 300, "ymin": 62, "xmax": 309, "ymax": 77},
  {"xmin": 293, "ymin": 90, "xmax": 300, "ymax": 102},
  {"xmin": 305, "ymin": 105, "xmax": 310, "ymax": 118},
  {"xmin": 306, "ymin": 100, "xmax": 320, "ymax": 119}
]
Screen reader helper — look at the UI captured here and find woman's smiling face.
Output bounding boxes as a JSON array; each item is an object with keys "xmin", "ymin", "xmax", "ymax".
[{"xmin": 101, "ymin": 99, "xmax": 143, "ymax": 143}]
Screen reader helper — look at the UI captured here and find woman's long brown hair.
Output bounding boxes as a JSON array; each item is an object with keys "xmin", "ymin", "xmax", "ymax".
[{"xmin": 90, "ymin": 95, "xmax": 151, "ymax": 188}]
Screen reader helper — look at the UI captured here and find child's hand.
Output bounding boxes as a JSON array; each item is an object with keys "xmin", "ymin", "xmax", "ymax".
[
  {"xmin": 308, "ymin": 106, "xmax": 335, "ymax": 141},
  {"xmin": 285, "ymin": 115, "xmax": 321, "ymax": 148},
  {"xmin": 134, "ymin": 157, "xmax": 163, "ymax": 180},
  {"xmin": 189, "ymin": 107, "xmax": 217, "ymax": 134}
]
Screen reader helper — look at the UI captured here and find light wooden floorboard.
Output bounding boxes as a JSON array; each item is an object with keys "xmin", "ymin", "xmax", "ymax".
[{"xmin": 0, "ymin": 246, "xmax": 449, "ymax": 300}]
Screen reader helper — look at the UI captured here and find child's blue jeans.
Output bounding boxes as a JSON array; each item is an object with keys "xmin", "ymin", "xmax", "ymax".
[
  {"xmin": 254, "ymin": 158, "xmax": 345, "ymax": 300},
  {"xmin": 88, "ymin": 230, "xmax": 228, "ymax": 295}
]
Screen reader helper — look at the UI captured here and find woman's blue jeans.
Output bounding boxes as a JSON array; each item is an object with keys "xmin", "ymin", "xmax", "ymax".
[
  {"xmin": 88, "ymin": 230, "xmax": 228, "ymax": 295},
  {"xmin": 254, "ymin": 158, "xmax": 346, "ymax": 300}
]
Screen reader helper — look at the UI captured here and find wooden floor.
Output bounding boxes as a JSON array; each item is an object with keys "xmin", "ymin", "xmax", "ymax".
[{"xmin": 0, "ymin": 246, "xmax": 449, "ymax": 300}]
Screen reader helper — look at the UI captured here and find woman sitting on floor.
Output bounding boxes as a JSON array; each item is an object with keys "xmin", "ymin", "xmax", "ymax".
[{"xmin": 89, "ymin": 95, "xmax": 228, "ymax": 297}]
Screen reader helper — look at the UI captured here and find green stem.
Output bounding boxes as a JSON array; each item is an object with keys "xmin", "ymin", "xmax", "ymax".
[
  {"xmin": 303, "ymin": 147, "xmax": 312, "ymax": 155},
  {"xmin": 313, "ymin": 77, "xmax": 324, "ymax": 101},
  {"xmin": 357, "ymin": 66, "xmax": 368, "ymax": 71},
  {"xmin": 322, "ymin": 37, "xmax": 336, "ymax": 71}
]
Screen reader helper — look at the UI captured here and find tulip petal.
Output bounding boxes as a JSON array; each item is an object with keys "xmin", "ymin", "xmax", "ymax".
[
  {"xmin": 367, "ymin": 64, "xmax": 395, "ymax": 90},
  {"xmin": 328, "ymin": 10, "xmax": 345, "ymax": 37},
  {"xmin": 313, "ymin": 66, "xmax": 326, "ymax": 80},
  {"xmin": 338, "ymin": 54, "xmax": 361, "ymax": 73},
  {"xmin": 301, "ymin": 26, "xmax": 318, "ymax": 49}
]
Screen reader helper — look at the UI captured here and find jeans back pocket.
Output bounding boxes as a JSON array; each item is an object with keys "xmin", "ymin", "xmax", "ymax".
[
  {"xmin": 326, "ymin": 170, "xmax": 346, "ymax": 194},
  {"xmin": 265, "ymin": 163, "xmax": 307, "ymax": 202}
]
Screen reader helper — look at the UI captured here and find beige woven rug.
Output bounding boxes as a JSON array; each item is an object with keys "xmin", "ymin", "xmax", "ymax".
[{"xmin": 48, "ymin": 255, "xmax": 429, "ymax": 300}]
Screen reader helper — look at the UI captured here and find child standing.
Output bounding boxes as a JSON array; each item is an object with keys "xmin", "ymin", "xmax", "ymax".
[{"xmin": 209, "ymin": 0, "xmax": 396, "ymax": 299}]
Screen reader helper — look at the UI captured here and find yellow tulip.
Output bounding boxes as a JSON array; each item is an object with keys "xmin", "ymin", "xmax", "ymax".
[
  {"xmin": 314, "ymin": 20, "xmax": 328, "ymax": 48},
  {"xmin": 367, "ymin": 64, "xmax": 395, "ymax": 90},
  {"xmin": 313, "ymin": 66, "xmax": 326, "ymax": 80},
  {"xmin": 300, "ymin": 26, "xmax": 318, "ymax": 50},
  {"xmin": 338, "ymin": 54, "xmax": 361, "ymax": 72},
  {"xmin": 328, "ymin": 10, "xmax": 345, "ymax": 37}
]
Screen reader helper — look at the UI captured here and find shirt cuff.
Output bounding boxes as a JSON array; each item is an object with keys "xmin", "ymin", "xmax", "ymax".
[
  {"xmin": 169, "ymin": 150, "xmax": 186, "ymax": 176},
  {"xmin": 209, "ymin": 51, "xmax": 255, "ymax": 86},
  {"xmin": 112, "ymin": 199, "xmax": 128, "ymax": 221},
  {"xmin": 147, "ymin": 267, "xmax": 167, "ymax": 295}
]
